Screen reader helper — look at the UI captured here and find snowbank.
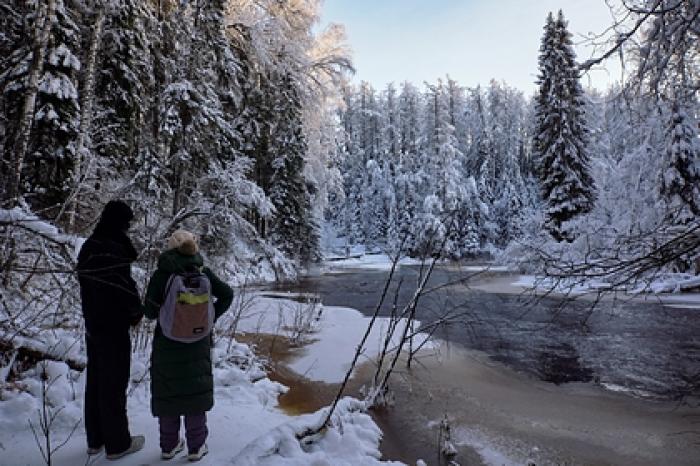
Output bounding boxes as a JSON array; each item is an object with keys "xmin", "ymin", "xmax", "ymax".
[
  {"xmin": 233, "ymin": 398, "xmax": 403, "ymax": 466},
  {"xmin": 0, "ymin": 338, "xmax": 290, "ymax": 465},
  {"xmin": 461, "ymin": 265, "xmax": 512, "ymax": 273},
  {"xmin": 0, "ymin": 298, "xmax": 407, "ymax": 465},
  {"xmin": 322, "ymin": 253, "xmax": 399, "ymax": 271},
  {"xmin": 321, "ymin": 253, "xmax": 440, "ymax": 272},
  {"xmin": 513, "ymin": 274, "xmax": 700, "ymax": 309},
  {"xmin": 0, "ymin": 211, "xmax": 418, "ymax": 465}
]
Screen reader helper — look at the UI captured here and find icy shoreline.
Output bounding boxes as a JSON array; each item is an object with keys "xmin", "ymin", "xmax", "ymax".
[
  {"xmin": 0, "ymin": 290, "xmax": 410, "ymax": 466},
  {"xmin": 510, "ymin": 274, "xmax": 700, "ymax": 309},
  {"xmin": 3, "ymin": 251, "xmax": 697, "ymax": 465}
]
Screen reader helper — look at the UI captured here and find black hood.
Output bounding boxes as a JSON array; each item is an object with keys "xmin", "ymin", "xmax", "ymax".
[
  {"xmin": 91, "ymin": 200, "xmax": 137, "ymax": 260},
  {"xmin": 94, "ymin": 200, "xmax": 133, "ymax": 233}
]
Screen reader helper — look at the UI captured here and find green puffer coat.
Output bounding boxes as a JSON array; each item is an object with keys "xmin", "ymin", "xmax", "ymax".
[{"xmin": 144, "ymin": 249, "xmax": 233, "ymax": 417}]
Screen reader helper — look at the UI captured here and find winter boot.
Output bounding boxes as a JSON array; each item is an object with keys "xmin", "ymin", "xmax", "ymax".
[
  {"xmin": 162, "ymin": 439, "xmax": 185, "ymax": 460},
  {"xmin": 187, "ymin": 444, "xmax": 208, "ymax": 462},
  {"xmin": 106, "ymin": 435, "xmax": 145, "ymax": 460},
  {"xmin": 86, "ymin": 445, "xmax": 103, "ymax": 455}
]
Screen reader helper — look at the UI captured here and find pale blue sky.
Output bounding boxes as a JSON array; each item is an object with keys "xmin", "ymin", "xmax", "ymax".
[{"xmin": 319, "ymin": 0, "xmax": 621, "ymax": 94}]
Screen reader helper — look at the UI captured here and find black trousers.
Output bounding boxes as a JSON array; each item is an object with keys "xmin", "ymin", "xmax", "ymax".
[{"xmin": 85, "ymin": 333, "xmax": 132, "ymax": 454}]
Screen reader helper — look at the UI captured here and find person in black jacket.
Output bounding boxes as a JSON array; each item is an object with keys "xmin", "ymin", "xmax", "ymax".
[{"xmin": 77, "ymin": 200, "xmax": 145, "ymax": 460}]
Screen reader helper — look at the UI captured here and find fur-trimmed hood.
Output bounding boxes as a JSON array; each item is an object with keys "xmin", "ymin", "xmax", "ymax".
[
  {"xmin": 156, "ymin": 248, "xmax": 204, "ymax": 274},
  {"xmin": 167, "ymin": 229, "xmax": 199, "ymax": 256}
]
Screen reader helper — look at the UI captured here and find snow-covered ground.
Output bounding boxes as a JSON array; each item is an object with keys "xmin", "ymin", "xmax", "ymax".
[
  {"xmin": 0, "ymin": 214, "xmax": 429, "ymax": 466},
  {"xmin": 512, "ymin": 275, "xmax": 700, "ymax": 309},
  {"xmin": 321, "ymin": 253, "xmax": 419, "ymax": 272},
  {"xmin": 221, "ymin": 292, "xmax": 431, "ymax": 383},
  {"xmin": 320, "ymin": 253, "xmax": 501, "ymax": 273},
  {"xmin": 1, "ymin": 340, "xmax": 288, "ymax": 466},
  {"xmin": 0, "ymin": 293, "xmax": 414, "ymax": 466},
  {"xmin": 322, "ymin": 251, "xmax": 512, "ymax": 274},
  {"xmin": 460, "ymin": 265, "xmax": 512, "ymax": 273},
  {"xmin": 6, "ymin": 243, "xmax": 695, "ymax": 465}
]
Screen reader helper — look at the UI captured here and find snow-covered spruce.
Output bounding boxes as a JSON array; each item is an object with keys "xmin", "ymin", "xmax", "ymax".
[
  {"xmin": 327, "ymin": 79, "xmax": 531, "ymax": 259},
  {"xmin": 532, "ymin": 10, "xmax": 595, "ymax": 242},
  {"xmin": 660, "ymin": 99, "xmax": 700, "ymax": 222}
]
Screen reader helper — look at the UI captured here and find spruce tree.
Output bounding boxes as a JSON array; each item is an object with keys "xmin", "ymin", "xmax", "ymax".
[
  {"xmin": 660, "ymin": 99, "xmax": 700, "ymax": 221},
  {"xmin": 340, "ymin": 86, "xmax": 365, "ymax": 246},
  {"xmin": 0, "ymin": 0, "xmax": 81, "ymax": 209},
  {"xmin": 269, "ymin": 74, "xmax": 320, "ymax": 264},
  {"xmin": 533, "ymin": 11, "xmax": 595, "ymax": 241},
  {"xmin": 93, "ymin": 0, "xmax": 154, "ymax": 170},
  {"xmin": 394, "ymin": 82, "xmax": 421, "ymax": 253},
  {"xmin": 26, "ymin": 0, "xmax": 81, "ymax": 210},
  {"xmin": 0, "ymin": 0, "xmax": 32, "ymax": 198}
]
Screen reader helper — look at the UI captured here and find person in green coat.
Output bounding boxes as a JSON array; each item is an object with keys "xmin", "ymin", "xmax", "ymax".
[{"xmin": 144, "ymin": 230, "xmax": 233, "ymax": 462}]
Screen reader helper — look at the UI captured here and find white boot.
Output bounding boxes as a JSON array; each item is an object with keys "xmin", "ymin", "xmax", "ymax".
[
  {"xmin": 162, "ymin": 439, "xmax": 185, "ymax": 460},
  {"xmin": 105, "ymin": 435, "xmax": 145, "ymax": 460},
  {"xmin": 188, "ymin": 443, "xmax": 209, "ymax": 462}
]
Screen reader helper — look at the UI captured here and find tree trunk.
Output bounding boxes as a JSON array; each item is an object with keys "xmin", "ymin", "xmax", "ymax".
[
  {"xmin": 67, "ymin": 10, "xmax": 105, "ymax": 231},
  {"xmin": 7, "ymin": 0, "xmax": 56, "ymax": 206}
]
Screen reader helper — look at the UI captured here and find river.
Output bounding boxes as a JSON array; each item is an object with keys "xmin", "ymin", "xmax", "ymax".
[{"xmin": 272, "ymin": 264, "xmax": 700, "ymax": 465}]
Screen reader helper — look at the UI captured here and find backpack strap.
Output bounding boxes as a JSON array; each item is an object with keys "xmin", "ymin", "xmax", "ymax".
[
  {"xmin": 161, "ymin": 273, "xmax": 177, "ymax": 304},
  {"xmin": 162, "ymin": 267, "xmax": 206, "ymax": 303}
]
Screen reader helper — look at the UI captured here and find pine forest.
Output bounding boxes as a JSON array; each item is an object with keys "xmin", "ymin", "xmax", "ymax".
[{"xmin": 0, "ymin": 1, "xmax": 699, "ymax": 465}]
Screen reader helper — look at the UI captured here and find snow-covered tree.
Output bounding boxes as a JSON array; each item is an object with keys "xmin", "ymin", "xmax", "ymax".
[
  {"xmin": 533, "ymin": 11, "xmax": 595, "ymax": 242},
  {"xmin": 0, "ymin": 0, "xmax": 73, "ymax": 209},
  {"xmin": 660, "ymin": 98, "xmax": 700, "ymax": 221},
  {"xmin": 394, "ymin": 82, "xmax": 423, "ymax": 250},
  {"xmin": 93, "ymin": 0, "xmax": 154, "ymax": 171},
  {"xmin": 23, "ymin": 0, "xmax": 81, "ymax": 210},
  {"xmin": 269, "ymin": 74, "xmax": 320, "ymax": 263}
]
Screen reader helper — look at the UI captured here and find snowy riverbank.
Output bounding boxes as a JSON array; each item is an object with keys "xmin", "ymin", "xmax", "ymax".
[
  {"xmin": 235, "ymin": 291, "xmax": 430, "ymax": 383},
  {"xmin": 3, "ymin": 251, "xmax": 698, "ymax": 465},
  {"xmin": 508, "ymin": 274, "xmax": 700, "ymax": 309},
  {"xmin": 323, "ymin": 252, "xmax": 700, "ymax": 310},
  {"xmin": 0, "ymin": 291, "xmax": 415, "ymax": 466},
  {"xmin": 388, "ymin": 255, "xmax": 700, "ymax": 310},
  {"xmin": 289, "ymin": 258, "xmax": 700, "ymax": 465}
]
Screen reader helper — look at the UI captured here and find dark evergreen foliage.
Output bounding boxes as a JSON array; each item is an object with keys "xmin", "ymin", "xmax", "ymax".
[
  {"xmin": 0, "ymin": 0, "xmax": 331, "ymax": 271},
  {"xmin": 533, "ymin": 11, "xmax": 595, "ymax": 242},
  {"xmin": 660, "ymin": 99, "xmax": 700, "ymax": 219},
  {"xmin": 16, "ymin": 0, "xmax": 81, "ymax": 210},
  {"xmin": 268, "ymin": 74, "xmax": 320, "ymax": 263},
  {"xmin": 93, "ymin": 0, "xmax": 154, "ymax": 170}
]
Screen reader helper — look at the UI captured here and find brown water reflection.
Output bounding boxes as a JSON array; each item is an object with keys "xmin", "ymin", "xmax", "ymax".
[
  {"xmin": 236, "ymin": 332, "xmax": 336, "ymax": 415},
  {"xmin": 240, "ymin": 330, "xmax": 700, "ymax": 465},
  {"xmin": 236, "ymin": 331, "xmax": 446, "ymax": 463}
]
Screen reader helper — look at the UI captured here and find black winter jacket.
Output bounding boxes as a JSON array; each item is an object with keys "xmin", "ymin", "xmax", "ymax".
[{"xmin": 77, "ymin": 230, "xmax": 143, "ymax": 336}]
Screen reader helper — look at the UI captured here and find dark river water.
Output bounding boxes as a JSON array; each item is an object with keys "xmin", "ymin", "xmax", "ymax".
[{"xmin": 275, "ymin": 265, "xmax": 700, "ymax": 402}]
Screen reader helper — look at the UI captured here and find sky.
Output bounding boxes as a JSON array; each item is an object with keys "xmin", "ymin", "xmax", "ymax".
[{"xmin": 319, "ymin": 0, "xmax": 622, "ymax": 95}]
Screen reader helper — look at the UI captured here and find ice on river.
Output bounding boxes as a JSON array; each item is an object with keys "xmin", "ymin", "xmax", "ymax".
[{"xmin": 231, "ymin": 292, "xmax": 432, "ymax": 383}]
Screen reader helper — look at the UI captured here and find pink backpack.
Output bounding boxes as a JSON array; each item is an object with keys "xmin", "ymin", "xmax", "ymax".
[{"xmin": 159, "ymin": 271, "xmax": 214, "ymax": 343}]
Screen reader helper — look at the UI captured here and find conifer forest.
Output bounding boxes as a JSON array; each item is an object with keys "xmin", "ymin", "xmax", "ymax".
[{"xmin": 0, "ymin": 1, "xmax": 699, "ymax": 465}]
